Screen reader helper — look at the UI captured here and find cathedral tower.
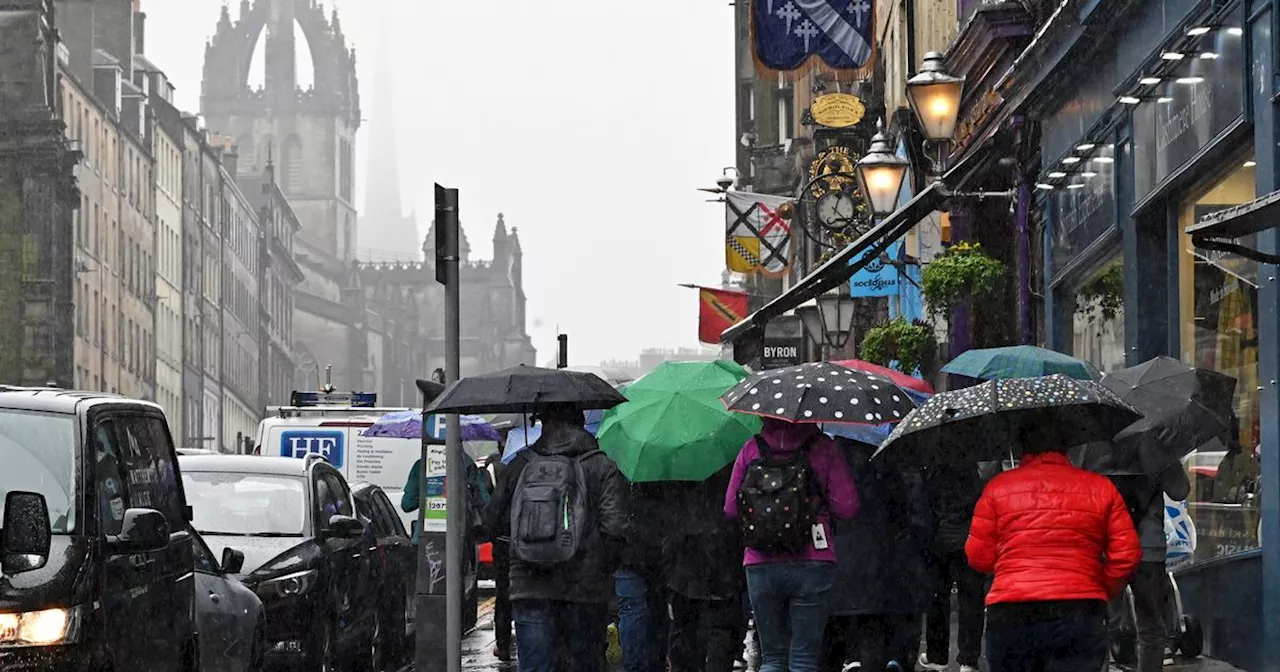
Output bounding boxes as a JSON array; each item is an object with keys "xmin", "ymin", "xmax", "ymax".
[
  {"xmin": 201, "ymin": 0, "xmax": 361, "ymax": 262},
  {"xmin": 358, "ymin": 19, "xmax": 419, "ymax": 261}
]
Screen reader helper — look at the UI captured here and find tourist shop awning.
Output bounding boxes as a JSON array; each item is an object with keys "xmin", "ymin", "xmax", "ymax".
[{"xmin": 1187, "ymin": 190, "xmax": 1280, "ymax": 265}]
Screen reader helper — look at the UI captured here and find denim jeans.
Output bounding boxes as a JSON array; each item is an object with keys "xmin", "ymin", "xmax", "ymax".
[
  {"xmin": 615, "ymin": 569, "xmax": 669, "ymax": 672},
  {"xmin": 513, "ymin": 599, "xmax": 608, "ymax": 672},
  {"xmin": 745, "ymin": 561, "xmax": 836, "ymax": 672},
  {"xmin": 925, "ymin": 549, "xmax": 987, "ymax": 666}
]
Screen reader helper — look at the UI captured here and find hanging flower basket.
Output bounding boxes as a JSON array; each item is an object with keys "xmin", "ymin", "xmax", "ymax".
[
  {"xmin": 860, "ymin": 317, "xmax": 936, "ymax": 376},
  {"xmin": 920, "ymin": 241, "xmax": 1008, "ymax": 320}
]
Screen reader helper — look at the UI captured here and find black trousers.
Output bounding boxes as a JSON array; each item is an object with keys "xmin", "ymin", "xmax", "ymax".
[
  {"xmin": 925, "ymin": 549, "xmax": 987, "ymax": 667},
  {"xmin": 494, "ymin": 541, "xmax": 512, "ymax": 651},
  {"xmin": 822, "ymin": 613, "xmax": 921, "ymax": 672},
  {"xmin": 985, "ymin": 603, "xmax": 1108, "ymax": 672},
  {"xmin": 1130, "ymin": 562, "xmax": 1169, "ymax": 672},
  {"xmin": 669, "ymin": 591, "xmax": 744, "ymax": 672}
]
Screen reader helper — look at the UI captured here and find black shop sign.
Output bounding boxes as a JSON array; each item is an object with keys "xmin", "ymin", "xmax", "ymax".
[{"xmin": 762, "ymin": 316, "xmax": 803, "ymax": 370}]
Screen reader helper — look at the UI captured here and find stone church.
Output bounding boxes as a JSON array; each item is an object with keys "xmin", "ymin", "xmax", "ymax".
[{"xmin": 200, "ymin": 0, "xmax": 535, "ymax": 406}]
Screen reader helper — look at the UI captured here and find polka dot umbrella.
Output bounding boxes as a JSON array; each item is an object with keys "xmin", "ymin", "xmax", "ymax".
[
  {"xmin": 872, "ymin": 374, "xmax": 1143, "ymax": 466},
  {"xmin": 720, "ymin": 362, "xmax": 918, "ymax": 425}
]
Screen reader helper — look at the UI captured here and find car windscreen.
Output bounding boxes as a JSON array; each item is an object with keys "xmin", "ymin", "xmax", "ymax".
[
  {"xmin": 0, "ymin": 409, "xmax": 78, "ymax": 534},
  {"xmin": 183, "ymin": 471, "xmax": 306, "ymax": 536}
]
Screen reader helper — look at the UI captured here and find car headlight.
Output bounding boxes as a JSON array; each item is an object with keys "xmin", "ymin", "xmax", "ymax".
[
  {"xmin": 255, "ymin": 569, "xmax": 319, "ymax": 600},
  {"xmin": 0, "ymin": 606, "xmax": 82, "ymax": 647}
]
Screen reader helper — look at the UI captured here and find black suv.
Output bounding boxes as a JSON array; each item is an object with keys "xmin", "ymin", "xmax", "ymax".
[
  {"xmin": 0, "ymin": 388, "xmax": 196, "ymax": 671},
  {"xmin": 179, "ymin": 453, "xmax": 380, "ymax": 671}
]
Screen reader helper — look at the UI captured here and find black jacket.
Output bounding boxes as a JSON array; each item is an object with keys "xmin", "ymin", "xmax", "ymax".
[
  {"xmin": 922, "ymin": 462, "xmax": 983, "ymax": 555},
  {"xmin": 829, "ymin": 440, "xmax": 932, "ymax": 615},
  {"xmin": 483, "ymin": 424, "xmax": 628, "ymax": 604},
  {"xmin": 620, "ymin": 481, "xmax": 674, "ymax": 575},
  {"xmin": 664, "ymin": 467, "xmax": 744, "ymax": 601}
]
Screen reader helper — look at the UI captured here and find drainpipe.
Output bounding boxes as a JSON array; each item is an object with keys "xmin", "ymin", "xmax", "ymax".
[{"xmin": 905, "ymin": 0, "xmax": 917, "ymax": 77}]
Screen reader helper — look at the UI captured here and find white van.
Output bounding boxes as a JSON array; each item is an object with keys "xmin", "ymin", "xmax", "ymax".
[{"xmin": 254, "ymin": 391, "xmax": 421, "ymax": 531}]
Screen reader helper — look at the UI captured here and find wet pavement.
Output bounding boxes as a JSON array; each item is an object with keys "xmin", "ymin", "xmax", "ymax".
[{"xmin": 432, "ymin": 596, "xmax": 1245, "ymax": 672}]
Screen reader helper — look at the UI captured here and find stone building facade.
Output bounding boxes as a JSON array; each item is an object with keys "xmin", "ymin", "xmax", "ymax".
[
  {"xmin": 0, "ymin": 0, "xmax": 81, "ymax": 389},
  {"xmin": 199, "ymin": 0, "xmax": 536, "ymax": 404}
]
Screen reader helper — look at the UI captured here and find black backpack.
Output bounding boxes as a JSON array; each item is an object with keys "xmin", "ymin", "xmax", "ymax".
[
  {"xmin": 737, "ymin": 434, "xmax": 822, "ymax": 553},
  {"xmin": 509, "ymin": 447, "xmax": 600, "ymax": 567}
]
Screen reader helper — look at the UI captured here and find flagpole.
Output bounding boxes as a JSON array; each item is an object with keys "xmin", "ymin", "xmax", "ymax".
[{"xmin": 677, "ymin": 283, "xmax": 774, "ymax": 300}]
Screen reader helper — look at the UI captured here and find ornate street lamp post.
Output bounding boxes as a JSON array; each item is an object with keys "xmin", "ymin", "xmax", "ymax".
[
  {"xmin": 798, "ymin": 289, "xmax": 858, "ymax": 360},
  {"xmin": 905, "ymin": 52, "xmax": 966, "ymax": 143},
  {"xmin": 855, "ymin": 123, "xmax": 911, "ymax": 217}
]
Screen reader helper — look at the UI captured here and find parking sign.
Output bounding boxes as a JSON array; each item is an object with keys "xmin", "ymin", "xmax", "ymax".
[{"xmin": 280, "ymin": 430, "xmax": 346, "ymax": 468}]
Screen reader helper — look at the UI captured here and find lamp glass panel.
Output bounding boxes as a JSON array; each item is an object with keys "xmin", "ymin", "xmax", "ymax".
[{"xmin": 907, "ymin": 80, "xmax": 964, "ymax": 141}]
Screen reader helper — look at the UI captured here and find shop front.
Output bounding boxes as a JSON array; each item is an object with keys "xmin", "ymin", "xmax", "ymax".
[{"xmin": 1033, "ymin": 0, "xmax": 1271, "ymax": 666}]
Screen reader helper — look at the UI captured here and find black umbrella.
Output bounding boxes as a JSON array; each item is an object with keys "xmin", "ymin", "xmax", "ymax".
[
  {"xmin": 1100, "ymin": 356, "xmax": 1237, "ymax": 473},
  {"xmin": 720, "ymin": 362, "xmax": 918, "ymax": 425},
  {"xmin": 423, "ymin": 365, "xmax": 627, "ymax": 415},
  {"xmin": 873, "ymin": 375, "xmax": 1142, "ymax": 466}
]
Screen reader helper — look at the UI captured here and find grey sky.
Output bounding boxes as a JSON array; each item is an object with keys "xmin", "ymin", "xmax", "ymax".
[{"xmin": 142, "ymin": 0, "xmax": 736, "ymax": 365}]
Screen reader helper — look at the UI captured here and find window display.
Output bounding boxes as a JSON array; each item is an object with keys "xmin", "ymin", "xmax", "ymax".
[
  {"xmin": 1072, "ymin": 258, "xmax": 1125, "ymax": 374},
  {"xmin": 1178, "ymin": 153, "xmax": 1261, "ymax": 561}
]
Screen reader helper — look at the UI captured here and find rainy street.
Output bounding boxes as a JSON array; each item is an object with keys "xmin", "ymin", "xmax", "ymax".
[{"xmin": 2, "ymin": 0, "xmax": 1279, "ymax": 672}]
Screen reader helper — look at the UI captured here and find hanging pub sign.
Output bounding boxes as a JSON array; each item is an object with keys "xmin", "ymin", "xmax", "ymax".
[
  {"xmin": 752, "ymin": 0, "xmax": 876, "ymax": 77},
  {"xmin": 762, "ymin": 315, "xmax": 804, "ymax": 370},
  {"xmin": 849, "ymin": 241, "xmax": 901, "ymax": 297},
  {"xmin": 810, "ymin": 93, "xmax": 866, "ymax": 128}
]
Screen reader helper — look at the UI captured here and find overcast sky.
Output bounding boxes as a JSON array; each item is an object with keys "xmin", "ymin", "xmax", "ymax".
[{"xmin": 142, "ymin": 0, "xmax": 736, "ymax": 366}]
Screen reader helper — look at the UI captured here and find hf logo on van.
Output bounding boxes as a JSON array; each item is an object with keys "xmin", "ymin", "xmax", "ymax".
[{"xmin": 281, "ymin": 430, "xmax": 345, "ymax": 468}]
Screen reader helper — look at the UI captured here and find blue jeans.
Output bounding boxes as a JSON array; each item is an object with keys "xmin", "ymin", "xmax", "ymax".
[
  {"xmin": 745, "ymin": 561, "xmax": 835, "ymax": 672},
  {"xmin": 513, "ymin": 599, "xmax": 608, "ymax": 672},
  {"xmin": 615, "ymin": 569, "xmax": 669, "ymax": 672}
]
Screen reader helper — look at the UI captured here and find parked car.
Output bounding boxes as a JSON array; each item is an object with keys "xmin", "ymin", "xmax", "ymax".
[
  {"xmin": 351, "ymin": 484, "xmax": 418, "ymax": 667},
  {"xmin": 0, "ymin": 388, "xmax": 197, "ymax": 671},
  {"xmin": 192, "ymin": 530, "xmax": 264, "ymax": 672},
  {"xmin": 180, "ymin": 453, "xmax": 381, "ymax": 671}
]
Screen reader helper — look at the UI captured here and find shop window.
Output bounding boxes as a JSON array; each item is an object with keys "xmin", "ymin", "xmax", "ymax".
[
  {"xmin": 1176, "ymin": 151, "xmax": 1261, "ymax": 564},
  {"xmin": 1071, "ymin": 258, "xmax": 1125, "ymax": 373}
]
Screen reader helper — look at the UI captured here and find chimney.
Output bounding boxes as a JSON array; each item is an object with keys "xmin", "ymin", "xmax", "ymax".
[{"xmin": 133, "ymin": 8, "xmax": 146, "ymax": 56}]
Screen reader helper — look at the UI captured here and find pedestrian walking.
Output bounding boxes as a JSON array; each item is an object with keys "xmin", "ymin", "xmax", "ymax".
[
  {"xmin": 1110, "ymin": 461, "xmax": 1190, "ymax": 672},
  {"xmin": 667, "ymin": 466, "xmax": 747, "ymax": 672},
  {"xmin": 822, "ymin": 437, "xmax": 931, "ymax": 672},
  {"xmin": 616, "ymin": 479, "xmax": 674, "ymax": 672},
  {"xmin": 966, "ymin": 425, "xmax": 1141, "ymax": 672},
  {"xmin": 487, "ymin": 448, "xmax": 515, "ymax": 662},
  {"xmin": 484, "ymin": 403, "xmax": 629, "ymax": 672},
  {"xmin": 919, "ymin": 462, "xmax": 987, "ymax": 672},
  {"xmin": 724, "ymin": 418, "xmax": 859, "ymax": 672}
]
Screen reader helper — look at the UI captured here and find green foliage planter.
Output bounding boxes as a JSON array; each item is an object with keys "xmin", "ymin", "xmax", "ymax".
[
  {"xmin": 860, "ymin": 317, "xmax": 935, "ymax": 375},
  {"xmin": 921, "ymin": 241, "xmax": 1008, "ymax": 321}
]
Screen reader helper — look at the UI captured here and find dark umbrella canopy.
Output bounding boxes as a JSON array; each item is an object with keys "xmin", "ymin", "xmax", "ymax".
[
  {"xmin": 721, "ymin": 362, "xmax": 918, "ymax": 425},
  {"xmin": 423, "ymin": 365, "xmax": 627, "ymax": 415},
  {"xmin": 1101, "ymin": 356, "xmax": 1237, "ymax": 473},
  {"xmin": 874, "ymin": 375, "xmax": 1142, "ymax": 465}
]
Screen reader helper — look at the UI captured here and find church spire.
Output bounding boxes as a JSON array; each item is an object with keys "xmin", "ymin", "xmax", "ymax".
[{"xmin": 359, "ymin": 15, "xmax": 418, "ymax": 261}]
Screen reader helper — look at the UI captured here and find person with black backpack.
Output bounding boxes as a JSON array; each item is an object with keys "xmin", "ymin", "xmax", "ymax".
[
  {"xmin": 724, "ymin": 418, "xmax": 859, "ymax": 672},
  {"xmin": 484, "ymin": 403, "xmax": 629, "ymax": 672}
]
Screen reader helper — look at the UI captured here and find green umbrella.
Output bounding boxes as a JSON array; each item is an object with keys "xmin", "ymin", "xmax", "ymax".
[
  {"xmin": 598, "ymin": 360, "xmax": 761, "ymax": 482},
  {"xmin": 940, "ymin": 345, "xmax": 1101, "ymax": 381}
]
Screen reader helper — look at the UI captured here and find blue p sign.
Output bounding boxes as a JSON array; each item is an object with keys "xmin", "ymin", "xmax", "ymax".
[{"xmin": 281, "ymin": 430, "xmax": 345, "ymax": 468}]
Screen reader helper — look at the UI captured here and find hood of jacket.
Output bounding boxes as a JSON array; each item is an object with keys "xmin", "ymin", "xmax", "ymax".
[
  {"xmin": 758, "ymin": 418, "xmax": 824, "ymax": 455},
  {"xmin": 533, "ymin": 423, "xmax": 600, "ymax": 457}
]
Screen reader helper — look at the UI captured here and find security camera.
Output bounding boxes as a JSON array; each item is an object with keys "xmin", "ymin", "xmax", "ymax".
[
  {"xmin": 716, "ymin": 174, "xmax": 737, "ymax": 192},
  {"xmin": 740, "ymin": 131, "xmax": 758, "ymax": 148}
]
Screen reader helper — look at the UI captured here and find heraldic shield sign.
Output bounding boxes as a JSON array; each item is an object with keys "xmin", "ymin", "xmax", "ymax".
[
  {"xmin": 752, "ymin": 0, "xmax": 876, "ymax": 75},
  {"xmin": 726, "ymin": 191, "xmax": 794, "ymax": 277}
]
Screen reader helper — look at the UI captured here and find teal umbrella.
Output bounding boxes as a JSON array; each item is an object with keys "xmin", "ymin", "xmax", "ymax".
[{"xmin": 941, "ymin": 345, "xmax": 1101, "ymax": 381}]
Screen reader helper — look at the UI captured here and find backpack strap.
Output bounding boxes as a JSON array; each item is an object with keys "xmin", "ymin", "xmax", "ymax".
[
  {"xmin": 575, "ymin": 449, "xmax": 603, "ymax": 463},
  {"xmin": 754, "ymin": 434, "xmax": 773, "ymax": 462}
]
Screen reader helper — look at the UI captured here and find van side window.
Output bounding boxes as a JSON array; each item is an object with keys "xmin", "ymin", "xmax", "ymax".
[
  {"xmin": 323, "ymin": 473, "xmax": 355, "ymax": 518},
  {"xmin": 93, "ymin": 418, "xmax": 127, "ymax": 536},
  {"xmin": 143, "ymin": 416, "xmax": 184, "ymax": 523},
  {"xmin": 116, "ymin": 415, "xmax": 184, "ymax": 525}
]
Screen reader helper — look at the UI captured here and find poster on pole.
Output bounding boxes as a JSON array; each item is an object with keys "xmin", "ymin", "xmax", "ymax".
[{"xmin": 423, "ymin": 444, "xmax": 448, "ymax": 533}]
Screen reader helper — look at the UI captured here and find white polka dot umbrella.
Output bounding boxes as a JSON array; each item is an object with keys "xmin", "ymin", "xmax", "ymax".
[
  {"xmin": 719, "ymin": 362, "xmax": 918, "ymax": 425},
  {"xmin": 872, "ymin": 375, "xmax": 1143, "ymax": 466}
]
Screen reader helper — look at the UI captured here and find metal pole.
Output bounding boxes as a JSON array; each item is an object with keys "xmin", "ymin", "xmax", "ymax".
[{"xmin": 443, "ymin": 186, "xmax": 464, "ymax": 672}]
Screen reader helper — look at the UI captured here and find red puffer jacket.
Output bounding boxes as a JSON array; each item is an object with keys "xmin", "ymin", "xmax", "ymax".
[{"xmin": 965, "ymin": 452, "xmax": 1141, "ymax": 606}]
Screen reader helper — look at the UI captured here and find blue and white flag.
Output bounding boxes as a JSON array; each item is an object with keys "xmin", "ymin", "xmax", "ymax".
[{"xmin": 753, "ymin": 0, "xmax": 876, "ymax": 73}]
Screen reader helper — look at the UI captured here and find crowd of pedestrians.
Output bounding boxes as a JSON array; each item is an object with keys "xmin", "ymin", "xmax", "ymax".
[{"xmin": 477, "ymin": 403, "xmax": 1177, "ymax": 672}]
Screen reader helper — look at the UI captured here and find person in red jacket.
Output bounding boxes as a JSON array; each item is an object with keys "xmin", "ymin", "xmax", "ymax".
[{"xmin": 966, "ymin": 424, "xmax": 1141, "ymax": 672}]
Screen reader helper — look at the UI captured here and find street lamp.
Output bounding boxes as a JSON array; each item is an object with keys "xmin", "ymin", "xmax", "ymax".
[
  {"xmin": 905, "ymin": 52, "xmax": 966, "ymax": 143},
  {"xmin": 797, "ymin": 290, "xmax": 858, "ymax": 353},
  {"xmin": 856, "ymin": 122, "xmax": 911, "ymax": 216}
]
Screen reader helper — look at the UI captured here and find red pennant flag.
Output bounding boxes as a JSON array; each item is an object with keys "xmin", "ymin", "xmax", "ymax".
[{"xmin": 698, "ymin": 287, "xmax": 750, "ymax": 344}]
